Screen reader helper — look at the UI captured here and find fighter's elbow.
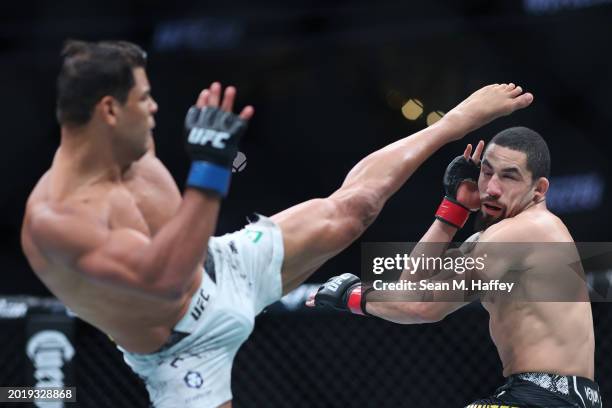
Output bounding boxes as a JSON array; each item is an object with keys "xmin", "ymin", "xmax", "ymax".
[
  {"xmin": 400, "ymin": 302, "xmax": 446, "ymax": 324},
  {"xmin": 371, "ymin": 301, "xmax": 445, "ymax": 324},
  {"xmin": 127, "ymin": 277, "xmax": 186, "ymax": 301},
  {"xmin": 138, "ymin": 269, "xmax": 189, "ymax": 301},
  {"xmin": 80, "ymin": 257, "xmax": 186, "ymax": 301},
  {"xmin": 148, "ymin": 284, "xmax": 184, "ymax": 301}
]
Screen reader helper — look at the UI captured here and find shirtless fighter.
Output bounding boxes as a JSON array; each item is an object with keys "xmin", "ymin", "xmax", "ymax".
[
  {"xmin": 310, "ymin": 128, "xmax": 601, "ymax": 407},
  {"xmin": 21, "ymin": 40, "xmax": 533, "ymax": 407}
]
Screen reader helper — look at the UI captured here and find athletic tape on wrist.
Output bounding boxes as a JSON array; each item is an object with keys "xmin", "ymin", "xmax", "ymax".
[
  {"xmin": 435, "ymin": 196, "xmax": 470, "ymax": 229},
  {"xmin": 347, "ymin": 286, "xmax": 364, "ymax": 315},
  {"xmin": 186, "ymin": 161, "xmax": 231, "ymax": 197}
]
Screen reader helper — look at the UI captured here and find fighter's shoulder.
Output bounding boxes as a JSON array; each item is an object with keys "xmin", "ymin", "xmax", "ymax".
[
  {"xmin": 25, "ymin": 169, "xmax": 52, "ymax": 205},
  {"xmin": 128, "ymin": 151, "xmax": 180, "ymax": 189},
  {"xmin": 481, "ymin": 210, "xmax": 570, "ymax": 243},
  {"xmin": 130, "ymin": 151, "xmax": 169, "ymax": 176},
  {"xmin": 25, "ymin": 197, "xmax": 109, "ymax": 258},
  {"xmin": 477, "ymin": 217, "xmax": 524, "ymax": 243}
]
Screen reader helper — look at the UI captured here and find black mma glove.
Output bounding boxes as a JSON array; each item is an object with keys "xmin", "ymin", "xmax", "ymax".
[
  {"xmin": 312, "ymin": 273, "xmax": 370, "ymax": 316},
  {"xmin": 184, "ymin": 106, "xmax": 248, "ymax": 196},
  {"xmin": 435, "ymin": 155, "xmax": 480, "ymax": 229}
]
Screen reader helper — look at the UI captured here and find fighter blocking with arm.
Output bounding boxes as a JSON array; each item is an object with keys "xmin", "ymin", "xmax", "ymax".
[
  {"xmin": 307, "ymin": 83, "xmax": 533, "ymax": 316},
  {"xmin": 309, "ymin": 90, "xmax": 601, "ymax": 407},
  {"xmin": 307, "ymin": 140, "xmax": 502, "ymax": 321}
]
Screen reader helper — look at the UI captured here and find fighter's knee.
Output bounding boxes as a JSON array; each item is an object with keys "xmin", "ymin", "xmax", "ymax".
[{"xmin": 330, "ymin": 186, "xmax": 383, "ymax": 231}]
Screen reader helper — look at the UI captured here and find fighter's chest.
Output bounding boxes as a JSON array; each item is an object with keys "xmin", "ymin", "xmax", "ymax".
[{"xmin": 107, "ymin": 175, "xmax": 181, "ymax": 236}]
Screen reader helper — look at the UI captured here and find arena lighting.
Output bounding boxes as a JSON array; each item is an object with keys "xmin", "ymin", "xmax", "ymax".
[
  {"xmin": 524, "ymin": 0, "xmax": 612, "ymax": 14},
  {"xmin": 401, "ymin": 98, "xmax": 424, "ymax": 120},
  {"xmin": 547, "ymin": 172, "xmax": 605, "ymax": 214},
  {"xmin": 426, "ymin": 110, "xmax": 445, "ymax": 126}
]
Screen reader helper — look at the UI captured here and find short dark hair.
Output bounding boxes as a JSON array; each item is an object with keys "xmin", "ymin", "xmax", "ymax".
[
  {"xmin": 56, "ymin": 40, "xmax": 147, "ymax": 126},
  {"xmin": 489, "ymin": 126, "xmax": 551, "ymax": 180}
]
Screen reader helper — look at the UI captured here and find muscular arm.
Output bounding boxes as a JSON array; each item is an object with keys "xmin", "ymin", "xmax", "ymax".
[
  {"xmin": 366, "ymin": 219, "xmax": 521, "ymax": 324},
  {"xmin": 25, "ymin": 189, "xmax": 220, "ymax": 299},
  {"xmin": 365, "ymin": 220, "xmax": 468, "ymax": 323},
  {"xmin": 365, "ymin": 139, "xmax": 488, "ymax": 323}
]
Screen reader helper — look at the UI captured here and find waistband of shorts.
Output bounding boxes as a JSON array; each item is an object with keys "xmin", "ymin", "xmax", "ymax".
[
  {"xmin": 152, "ymin": 329, "xmax": 190, "ymax": 353},
  {"xmin": 509, "ymin": 372, "xmax": 601, "ymax": 407}
]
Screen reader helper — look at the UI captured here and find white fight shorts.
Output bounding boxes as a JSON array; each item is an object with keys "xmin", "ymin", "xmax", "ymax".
[{"xmin": 121, "ymin": 215, "xmax": 284, "ymax": 407}]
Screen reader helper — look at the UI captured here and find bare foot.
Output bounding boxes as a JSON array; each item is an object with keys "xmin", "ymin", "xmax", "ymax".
[{"xmin": 443, "ymin": 83, "xmax": 533, "ymax": 139}]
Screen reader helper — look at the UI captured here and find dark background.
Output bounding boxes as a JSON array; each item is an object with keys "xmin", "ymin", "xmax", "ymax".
[
  {"xmin": 0, "ymin": 0, "xmax": 611, "ymax": 406},
  {"xmin": 2, "ymin": 0, "xmax": 611, "ymax": 294}
]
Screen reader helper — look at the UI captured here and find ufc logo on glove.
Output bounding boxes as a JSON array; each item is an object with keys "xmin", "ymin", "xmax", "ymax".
[
  {"xmin": 327, "ymin": 274, "xmax": 353, "ymax": 292},
  {"xmin": 188, "ymin": 128, "xmax": 230, "ymax": 149}
]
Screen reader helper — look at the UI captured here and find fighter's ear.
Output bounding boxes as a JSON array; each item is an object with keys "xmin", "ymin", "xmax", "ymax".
[
  {"xmin": 533, "ymin": 177, "xmax": 549, "ymax": 201},
  {"xmin": 96, "ymin": 96, "xmax": 120, "ymax": 126}
]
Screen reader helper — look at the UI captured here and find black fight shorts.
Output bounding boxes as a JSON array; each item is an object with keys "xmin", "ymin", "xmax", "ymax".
[{"xmin": 465, "ymin": 372, "xmax": 602, "ymax": 408}]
